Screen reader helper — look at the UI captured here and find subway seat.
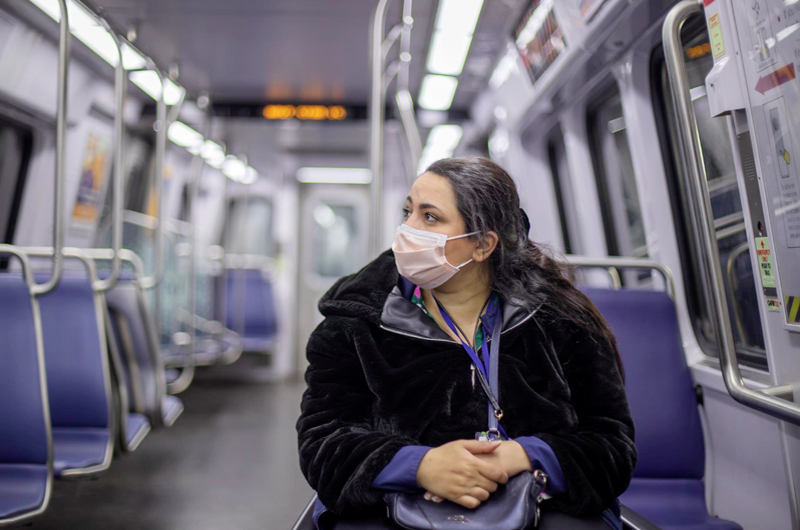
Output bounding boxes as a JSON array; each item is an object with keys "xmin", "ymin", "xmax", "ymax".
[
  {"xmin": 225, "ymin": 269, "xmax": 277, "ymax": 353},
  {"xmin": 0, "ymin": 275, "xmax": 51, "ymax": 521},
  {"xmin": 581, "ymin": 287, "xmax": 742, "ymax": 530},
  {"xmin": 37, "ymin": 273, "xmax": 112, "ymax": 478},
  {"xmin": 105, "ymin": 276, "xmax": 183, "ymax": 428}
]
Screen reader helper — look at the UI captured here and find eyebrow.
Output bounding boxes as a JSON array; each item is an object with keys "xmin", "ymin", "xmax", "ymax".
[{"xmin": 406, "ymin": 196, "xmax": 443, "ymax": 213}]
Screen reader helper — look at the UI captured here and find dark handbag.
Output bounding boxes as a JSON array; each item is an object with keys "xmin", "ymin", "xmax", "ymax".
[
  {"xmin": 384, "ymin": 316, "xmax": 548, "ymax": 530},
  {"xmin": 384, "ymin": 470, "xmax": 547, "ymax": 530}
]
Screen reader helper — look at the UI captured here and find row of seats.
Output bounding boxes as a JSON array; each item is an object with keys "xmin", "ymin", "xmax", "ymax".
[
  {"xmin": 292, "ymin": 285, "xmax": 741, "ymax": 530},
  {"xmin": 0, "ymin": 245, "xmax": 278, "ymax": 526}
]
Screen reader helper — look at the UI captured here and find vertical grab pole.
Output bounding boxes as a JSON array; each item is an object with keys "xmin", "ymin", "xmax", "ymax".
[
  {"xmin": 95, "ymin": 20, "xmax": 124, "ymax": 292},
  {"xmin": 664, "ymin": 0, "xmax": 800, "ymax": 424},
  {"xmin": 369, "ymin": 0, "xmax": 392, "ymax": 257},
  {"xmin": 32, "ymin": 0, "xmax": 69, "ymax": 296},
  {"xmin": 396, "ymin": 0, "xmax": 422, "ymax": 184}
]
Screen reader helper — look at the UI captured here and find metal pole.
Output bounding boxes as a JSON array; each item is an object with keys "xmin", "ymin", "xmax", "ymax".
[
  {"xmin": 32, "ymin": 0, "xmax": 69, "ymax": 296},
  {"xmin": 95, "ymin": 20, "xmax": 124, "ymax": 292},
  {"xmin": 664, "ymin": 0, "xmax": 800, "ymax": 424},
  {"xmin": 369, "ymin": 0, "xmax": 392, "ymax": 257}
]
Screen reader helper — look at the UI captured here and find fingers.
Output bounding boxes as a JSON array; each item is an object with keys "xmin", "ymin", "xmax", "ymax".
[
  {"xmin": 471, "ymin": 474, "xmax": 499, "ymax": 493},
  {"xmin": 474, "ymin": 458, "xmax": 509, "ymax": 484},
  {"xmin": 461, "ymin": 440, "xmax": 502, "ymax": 454},
  {"xmin": 454, "ymin": 495, "xmax": 482, "ymax": 509}
]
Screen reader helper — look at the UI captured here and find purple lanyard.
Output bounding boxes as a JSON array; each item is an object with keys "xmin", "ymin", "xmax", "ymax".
[{"xmin": 434, "ymin": 297, "xmax": 493, "ymax": 382}]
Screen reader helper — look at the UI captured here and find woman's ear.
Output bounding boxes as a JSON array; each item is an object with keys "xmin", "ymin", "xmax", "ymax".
[{"xmin": 473, "ymin": 231, "xmax": 499, "ymax": 263}]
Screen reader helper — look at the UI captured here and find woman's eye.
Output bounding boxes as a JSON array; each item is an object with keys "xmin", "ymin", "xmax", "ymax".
[
  {"xmin": 425, "ymin": 213, "xmax": 437, "ymax": 222},
  {"xmin": 402, "ymin": 208, "xmax": 411, "ymax": 218}
]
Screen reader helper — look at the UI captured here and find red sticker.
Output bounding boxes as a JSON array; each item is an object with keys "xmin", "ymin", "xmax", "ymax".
[{"xmin": 703, "ymin": 0, "xmax": 715, "ymax": 5}]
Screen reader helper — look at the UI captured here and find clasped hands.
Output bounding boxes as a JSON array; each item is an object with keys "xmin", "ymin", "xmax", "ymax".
[{"xmin": 415, "ymin": 439, "xmax": 532, "ymax": 509}]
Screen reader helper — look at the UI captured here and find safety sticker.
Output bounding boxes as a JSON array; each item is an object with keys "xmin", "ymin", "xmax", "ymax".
[
  {"xmin": 767, "ymin": 298, "xmax": 781, "ymax": 312},
  {"xmin": 786, "ymin": 296, "xmax": 800, "ymax": 323},
  {"xmin": 756, "ymin": 237, "xmax": 776, "ymax": 289},
  {"xmin": 708, "ymin": 13, "xmax": 725, "ymax": 58}
]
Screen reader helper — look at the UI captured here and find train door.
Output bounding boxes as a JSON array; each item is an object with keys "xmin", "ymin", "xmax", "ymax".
[
  {"xmin": 296, "ymin": 184, "xmax": 370, "ymax": 372},
  {"xmin": 665, "ymin": 1, "xmax": 800, "ymax": 525}
]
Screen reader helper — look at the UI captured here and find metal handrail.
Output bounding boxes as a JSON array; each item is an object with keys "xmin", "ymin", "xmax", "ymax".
[
  {"xmin": 369, "ymin": 0, "xmax": 392, "ymax": 257},
  {"xmin": 561, "ymin": 255, "xmax": 676, "ymax": 298},
  {"xmin": 31, "ymin": 0, "xmax": 69, "ymax": 297},
  {"xmin": 663, "ymin": 1, "xmax": 799, "ymax": 423},
  {"xmin": 139, "ymin": 66, "xmax": 168, "ymax": 291},
  {"xmin": 94, "ymin": 19, "xmax": 125, "ymax": 292}
]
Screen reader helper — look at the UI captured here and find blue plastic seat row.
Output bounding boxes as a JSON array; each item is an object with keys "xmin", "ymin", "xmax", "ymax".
[
  {"xmin": 581, "ymin": 287, "xmax": 742, "ymax": 530},
  {"xmin": 0, "ymin": 248, "xmax": 52, "ymax": 526},
  {"xmin": 223, "ymin": 268, "xmax": 277, "ymax": 354}
]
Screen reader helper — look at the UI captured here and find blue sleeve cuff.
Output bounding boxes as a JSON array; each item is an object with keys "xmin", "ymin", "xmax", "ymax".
[
  {"xmin": 515, "ymin": 436, "xmax": 567, "ymax": 495},
  {"xmin": 371, "ymin": 445, "xmax": 431, "ymax": 492}
]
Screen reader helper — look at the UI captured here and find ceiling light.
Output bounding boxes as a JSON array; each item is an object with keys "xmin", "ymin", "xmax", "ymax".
[
  {"xmin": 239, "ymin": 166, "xmax": 259, "ymax": 185},
  {"xmin": 121, "ymin": 43, "xmax": 146, "ymax": 70},
  {"xmin": 418, "ymin": 75, "xmax": 458, "ymax": 111},
  {"xmin": 168, "ymin": 121, "xmax": 203, "ymax": 149},
  {"xmin": 427, "ymin": 124, "xmax": 463, "ymax": 151},
  {"xmin": 164, "ymin": 78, "xmax": 184, "ymax": 106},
  {"xmin": 435, "ymin": 0, "xmax": 484, "ymax": 35},
  {"xmin": 426, "ymin": 32, "xmax": 472, "ymax": 76},
  {"xmin": 222, "ymin": 157, "xmax": 247, "ymax": 182},
  {"xmin": 296, "ymin": 167, "xmax": 373, "ymax": 185},
  {"xmin": 129, "ymin": 70, "xmax": 161, "ymax": 100}
]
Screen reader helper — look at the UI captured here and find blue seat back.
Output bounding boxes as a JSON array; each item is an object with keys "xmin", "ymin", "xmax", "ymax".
[
  {"xmin": 225, "ymin": 269, "xmax": 278, "ymax": 341},
  {"xmin": 104, "ymin": 279, "xmax": 162, "ymax": 424},
  {"xmin": 581, "ymin": 287, "xmax": 705, "ymax": 479},
  {"xmin": 0, "ymin": 275, "xmax": 49, "ymax": 465},
  {"xmin": 37, "ymin": 273, "xmax": 109, "ymax": 429}
]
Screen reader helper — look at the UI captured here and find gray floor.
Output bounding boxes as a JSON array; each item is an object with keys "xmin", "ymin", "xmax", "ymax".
[{"xmin": 33, "ymin": 360, "xmax": 313, "ymax": 530}]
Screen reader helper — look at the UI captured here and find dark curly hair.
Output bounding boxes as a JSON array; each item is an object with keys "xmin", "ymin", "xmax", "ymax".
[{"xmin": 425, "ymin": 157, "xmax": 624, "ymax": 380}]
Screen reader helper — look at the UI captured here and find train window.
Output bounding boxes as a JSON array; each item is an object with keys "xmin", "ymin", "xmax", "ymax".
[
  {"xmin": 653, "ymin": 17, "xmax": 767, "ymax": 366},
  {"xmin": 224, "ymin": 197, "xmax": 277, "ymax": 257},
  {"xmin": 546, "ymin": 125, "xmax": 580, "ymax": 254},
  {"xmin": 312, "ymin": 203, "xmax": 358, "ymax": 278},
  {"xmin": 0, "ymin": 118, "xmax": 33, "ymax": 248},
  {"xmin": 587, "ymin": 84, "xmax": 650, "ymax": 284}
]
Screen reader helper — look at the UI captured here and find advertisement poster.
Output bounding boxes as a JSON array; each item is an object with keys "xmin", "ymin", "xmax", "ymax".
[{"xmin": 70, "ymin": 133, "xmax": 110, "ymax": 235}]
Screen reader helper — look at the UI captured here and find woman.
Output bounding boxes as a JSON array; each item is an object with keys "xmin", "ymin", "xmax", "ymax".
[{"xmin": 297, "ymin": 157, "xmax": 636, "ymax": 529}]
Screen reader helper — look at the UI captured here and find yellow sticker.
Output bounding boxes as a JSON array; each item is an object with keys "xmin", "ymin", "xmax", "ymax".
[
  {"xmin": 756, "ymin": 237, "xmax": 776, "ymax": 289},
  {"xmin": 709, "ymin": 13, "xmax": 726, "ymax": 58},
  {"xmin": 767, "ymin": 298, "xmax": 781, "ymax": 312},
  {"xmin": 786, "ymin": 296, "xmax": 800, "ymax": 323}
]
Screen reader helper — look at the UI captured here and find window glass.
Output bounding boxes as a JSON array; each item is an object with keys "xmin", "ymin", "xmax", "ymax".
[
  {"xmin": 0, "ymin": 119, "xmax": 32, "ymax": 246},
  {"xmin": 547, "ymin": 125, "xmax": 580, "ymax": 254},
  {"xmin": 312, "ymin": 203, "xmax": 359, "ymax": 278},
  {"xmin": 224, "ymin": 197, "xmax": 276, "ymax": 257},
  {"xmin": 656, "ymin": 18, "xmax": 766, "ymax": 365},
  {"xmin": 588, "ymin": 86, "xmax": 647, "ymax": 259}
]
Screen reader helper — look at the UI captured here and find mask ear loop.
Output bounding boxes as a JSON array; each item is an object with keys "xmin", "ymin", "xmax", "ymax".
[{"xmin": 445, "ymin": 230, "xmax": 480, "ymax": 269}]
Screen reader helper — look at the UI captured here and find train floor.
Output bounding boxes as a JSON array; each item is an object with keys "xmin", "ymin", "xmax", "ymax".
[{"xmin": 32, "ymin": 356, "xmax": 313, "ymax": 530}]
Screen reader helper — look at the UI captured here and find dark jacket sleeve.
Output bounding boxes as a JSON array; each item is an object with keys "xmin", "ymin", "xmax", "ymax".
[
  {"xmin": 535, "ymin": 323, "xmax": 637, "ymax": 516},
  {"xmin": 296, "ymin": 317, "xmax": 419, "ymax": 514}
]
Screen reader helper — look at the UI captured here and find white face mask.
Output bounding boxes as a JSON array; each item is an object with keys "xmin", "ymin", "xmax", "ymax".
[{"xmin": 391, "ymin": 224, "xmax": 479, "ymax": 289}]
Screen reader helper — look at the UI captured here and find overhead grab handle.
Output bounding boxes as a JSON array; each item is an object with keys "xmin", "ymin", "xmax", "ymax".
[
  {"xmin": 94, "ymin": 19, "xmax": 125, "ymax": 292},
  {"xmin": 663, "ymin": 0, "xmax": 800, "ymax": 424},
  {"xmin": 31, "ymin": 0, "xmax": 69, "ymax": 297}
]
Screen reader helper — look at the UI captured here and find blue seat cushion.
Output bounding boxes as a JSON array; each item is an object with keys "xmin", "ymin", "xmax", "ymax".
[
  {"xmin": 621, "ymin": 478, "xmax": 742, "ymax": 530},
  {"xmin": 0, "ymin": 464, "xmax": 48, "ymax": 519},
  {"xmin": 52, "ymin": 428, "xmax": 110, "ymax": 476},
  {"xmin": 162, "ymin": 395, "xmax": 184, "ymax": 427},
  {"xmin": 125, "ymin": 413, "xmax": 151, "ymax": 450}
]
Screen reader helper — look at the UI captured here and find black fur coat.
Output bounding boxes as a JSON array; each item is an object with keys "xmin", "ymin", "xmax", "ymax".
[{"xmin": 296, "ymin": 250, "xmax": 636, "ymax": 517}]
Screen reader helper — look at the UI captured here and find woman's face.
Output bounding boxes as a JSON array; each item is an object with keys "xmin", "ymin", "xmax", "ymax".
[{"xmin": 402, "ymin": 172, "xmax": 476, "ymax": 268}]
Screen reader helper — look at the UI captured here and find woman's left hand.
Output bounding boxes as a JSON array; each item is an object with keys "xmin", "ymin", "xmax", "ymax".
[{"xmin": 424, "ymin": 441, "xmax": 532, "ymax": 503}]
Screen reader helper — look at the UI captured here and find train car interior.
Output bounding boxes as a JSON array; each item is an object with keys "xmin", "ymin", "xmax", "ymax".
[{"xmin": 1, "ymin": 0, "xmax": 800, "ymax": 528}]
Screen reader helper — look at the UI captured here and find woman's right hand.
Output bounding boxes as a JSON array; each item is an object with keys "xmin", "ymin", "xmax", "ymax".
[{"xmin": 416, "ymin": 440, "xmax": 509, "ymax": 509}]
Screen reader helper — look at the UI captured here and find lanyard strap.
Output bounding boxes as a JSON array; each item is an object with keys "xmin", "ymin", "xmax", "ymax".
[{"xmin": 434, "ymin": 297, "xmax": 506, "ymax": 438}]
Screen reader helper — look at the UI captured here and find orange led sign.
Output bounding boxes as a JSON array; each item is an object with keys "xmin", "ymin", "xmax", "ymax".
[{"xmin": 262, "ymin": 105, "xmax": 347, "ymax": 121}]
